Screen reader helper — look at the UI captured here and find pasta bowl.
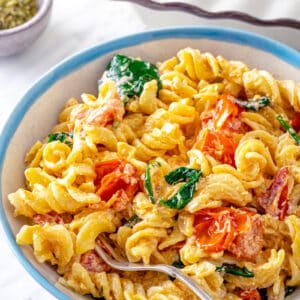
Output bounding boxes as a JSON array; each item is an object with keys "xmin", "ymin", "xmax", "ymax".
[{"xmin": 0, "ymin": 27, "xmax": 300, "ymax": 299}]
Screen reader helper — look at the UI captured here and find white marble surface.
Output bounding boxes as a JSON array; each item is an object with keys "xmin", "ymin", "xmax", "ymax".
[{"xmin": 0, "ymin": 0, "xmax": 299, "ymax": 299}]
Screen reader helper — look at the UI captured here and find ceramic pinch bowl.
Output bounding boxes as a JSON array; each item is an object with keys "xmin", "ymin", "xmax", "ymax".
[{"xmin": 0, "ymin": 0, "xmax": 53, "ymax": 56}]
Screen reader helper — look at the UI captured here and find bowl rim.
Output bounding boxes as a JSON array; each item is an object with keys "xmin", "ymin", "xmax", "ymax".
[
  {"xmin": 0, "ymin": 26, "xmax": 300, "ymax": 300},
  {"xmin": 0, "ymin": 0, "xmax": 53, "ymax": 36}
]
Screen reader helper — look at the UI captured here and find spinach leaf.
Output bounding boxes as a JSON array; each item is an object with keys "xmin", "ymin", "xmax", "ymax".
[
  {"xmin": 48, "ymin": 132, "xmax": 73, "ymax": 147},
  {"xmin": 285, "ymin": 286, "xmax": 296, "ymax": 297},
  {"xmin": 277, "ymin": 115, "xmax": 300, "ymax": 146},
  {"xmin": 124, "ymin": 215, "xmax": 141, "ymax": 228},
  {"xmin": 160, "ymin": 167, "xmax": 202, "ymax": 209},
  {"xmin": 144, "ymin": 161, "xmax": 161, "ymax": 204},
  {"xmin": 105, "ymin": 54, "xmax": 162, "ymax": 104},
  {"xmin": 216, "ymin": 264, "xmax": 254, "ymax": 277},
  {"xmin": 233, "ymin": 96, "xmax": 270, "ymax": 111},
  {"xmin": 172, "ymin": 258, "xmax": 185, "ymax": 269},
  {"xmin": 145, "ymin": 163, "xmax": 154, "ymax": 204},
  {"xmin": 165, "ymin": 167, "xmax": 201, "ymax": 185},
  {"xmin": 160, "ymin": 178, "xmax": 198, "ymax": 209}
]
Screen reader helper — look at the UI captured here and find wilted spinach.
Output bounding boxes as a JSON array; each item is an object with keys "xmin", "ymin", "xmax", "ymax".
[
  {"xmin": 104, "ymin": 54, "xmax": 162, "ymax": 104},
  {"xmin": 160, "ymin": 167, "xmax": 202, "ymax": 209}
]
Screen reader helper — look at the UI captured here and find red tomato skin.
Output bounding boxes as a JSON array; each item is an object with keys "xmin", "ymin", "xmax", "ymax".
[
  {"xmin": 193, "ymin": 129, "xmax": 236, "ymax": 166},
  {"xmin": 195, "ymin": 94, "xmax": 250, "ymax": 166},
  {"xmin": 213, "ymin": 94, "xmax": 241, "ymax": 130},
  {"xmin": 290, "ymin": 112, "xmax": 300, "ymax": 132},
  {"xmin": 193, "ymin": 208, "xmax": 263, "ymax": 259},
  {"xmin": 94, "ymin": 159, "xmax": 139, "ymax": 207},
  {"xmin": 33, "ymin": 212, "xmax": 72, "ymax": 225},
  {"xmin": 87, "ymin": 98, "xmax": 125, "ymax": 126},
  {"xmin": 80, "ymin": 250, "xmax": 111, "ymax": 273},
  {"xmin": 258, "ymin": 166, "xmax": 290, "ymax": 220},
  {"xmin": 237, "ymin": 289, "xmax": 262, "ymax": 300}
]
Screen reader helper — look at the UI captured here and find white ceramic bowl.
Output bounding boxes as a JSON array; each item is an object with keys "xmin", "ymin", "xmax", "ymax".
[{"xmin": 0, "ymin": 27, "xmax": 300, "ymax": 300}]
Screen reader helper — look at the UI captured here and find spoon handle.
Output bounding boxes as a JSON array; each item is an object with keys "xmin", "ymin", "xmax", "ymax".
[{"xmin": 95, "ymin": 245, "xmax": 213, "ymax": 300}]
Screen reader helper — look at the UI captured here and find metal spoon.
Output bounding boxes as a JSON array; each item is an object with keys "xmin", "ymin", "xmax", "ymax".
[{"xmin": 94, "ymin": 237, "xmax": 213, "ymax": 300}]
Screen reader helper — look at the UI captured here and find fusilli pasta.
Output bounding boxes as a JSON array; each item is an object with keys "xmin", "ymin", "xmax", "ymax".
[{"xmin": 8, "ymin": 48, "xmax": 300, "ymax": 300}]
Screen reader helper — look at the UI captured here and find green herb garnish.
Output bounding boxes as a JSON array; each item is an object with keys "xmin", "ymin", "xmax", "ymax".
[
  {"xmin": 285, "ymin": 286, "xmax": 296, "ymax": 297},
  {"xmin": 160, "ymin": 167, "xmax": 202, "ymax": 209},
  {"xmin": 216, "ymin": 264, "xmax": 254, "ymax": 277},
  {"xmin": 145, "ymin": 163, "xmax": 154, "ymax": 203},
  {"xmin": 233, "ymin": 96, "xmax": 270, "ymax": 111},
  {"xmin": 276, "ymin": 115, "xmax": 300, "ymax": 145},
  {"xmin": 104, "ymin": 54, "xmax": 162, "ymax": 104},
  {"xmin": 124, "ymin": 215, "xmax": 141, "ymax": 228},
  {"xmin": 172, "ymin": 258, "xmax": 185, "ymax": 269},
  {"xmin": 144, "ymin": 161, "xmax": 160, "ymax": 204},
  {"xmin": 165, "ymin": 167, "xmax": 201, "ymax": 185},
  {"xmin": 48, "ymin": 132, "xmax": 73, "ymax": 147},
  {"xmin": 0, "ymin": 0, "xmax": 38, "ymax": 30}
]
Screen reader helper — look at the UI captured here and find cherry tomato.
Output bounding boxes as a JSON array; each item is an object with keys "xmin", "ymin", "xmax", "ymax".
[
  {"xmin": 237, "ymin": 289, "xmax": 262, "ymax": 300},
  {"xmin": 193, "ymin": 129, "xmax": 236, "ymax": 166},
  {"xmin": 194, "ymin": 208, "xmax": 263, "ymax": 259},
  {"xmin": 290, "ymin": 112, "xmax": 300, "ymax": 133},
  {"xmin": 87, "ymin": 98, "xmax": 124, "ymax": 126},
  {"xmin": 80, "ymin": 250, "xmax": 111, "ymax": 273},
  {"xmin": 214, "ymin": 94, "xmax": 241, "ymax": 130},
  {"xmin": 258, "ymin": 166, "xmax": 289, "ymax": 220},
  {"xmin": 95, "ymin": 159, "xmax": 139, "ymax": 202}
]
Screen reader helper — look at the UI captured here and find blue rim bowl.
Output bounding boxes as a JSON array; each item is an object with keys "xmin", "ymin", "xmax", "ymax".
[{"xmin": 0, "ymin": 26, "xmax": 300, "ymax": 300}]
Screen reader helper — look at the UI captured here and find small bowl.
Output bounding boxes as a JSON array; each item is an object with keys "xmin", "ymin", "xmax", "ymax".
[{"xmin": 0, "ymin": 0, "xmax": 53, "ymax": 56}]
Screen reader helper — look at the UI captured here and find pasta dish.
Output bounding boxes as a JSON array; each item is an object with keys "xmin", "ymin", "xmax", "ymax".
[{"xmin": 8, "ymin": 48, "xmax": 300, "ymax": 300}]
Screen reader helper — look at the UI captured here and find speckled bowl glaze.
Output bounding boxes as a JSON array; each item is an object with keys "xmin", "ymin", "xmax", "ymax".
[
  {"xmin": 0, "ymin": 27, "xmax": 300, "ymax": 299},
  {"xmin": 0, "ymin": 0, "xmax": 52, "ymax": 56}
]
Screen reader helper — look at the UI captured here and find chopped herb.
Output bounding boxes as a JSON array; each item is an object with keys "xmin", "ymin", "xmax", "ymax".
[
  {"xmin": 233, "ymin": 96, "xmax": 270, "ymax": 111},
  {"xmin": 124, "ymin": 215, "xmax": 141, "ymax": 228},
  {"xmin": 0, "ymin": 0, "xmax": 38, "ymax": 30},
  {"xmin": 216, "ymin": 264, "xmax": 254, "ymax": 277},
  {"xmin": 47, "ymin": 132, "xmax": 73, "ymax": 147},
  {"xmin": 145, "ymin": 163, "xmax": 154, "ymax": 203},
  {"xmin": 172, "ymin": 258, "xmax": 185, "ymax": 269},
  {"xmin": 104, "ymin": 54, "xmax": 162, "ymax": 104},
  {"xmin": 277, "ymin": 115, "xmax": 300, "ymax": 145},
  {"xmin": 160, "ymin": 167, "xmax": 202, "ymax": 209},
  {"xmin": 285, "ymin": 286, "xmax": 296, "ymax": 297},
  {"xmin": 144, "ymin": 161, "xmax": 161, "ymax": 204},
  {"xmin": 165, "ymin": 167, "xmax": 201, "ymax": 185},
  {"xmin": 160, "ymin": 178, "xmax": 198, "ymax": 209}
]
